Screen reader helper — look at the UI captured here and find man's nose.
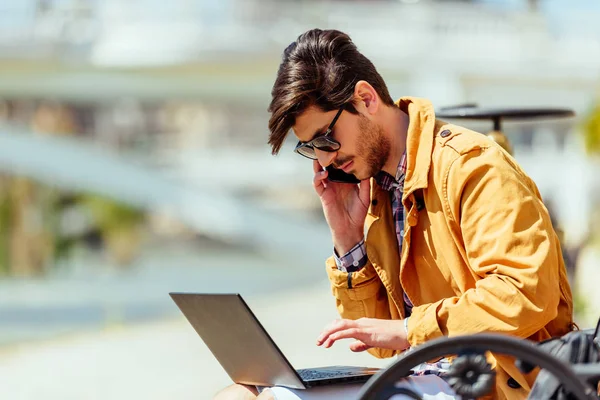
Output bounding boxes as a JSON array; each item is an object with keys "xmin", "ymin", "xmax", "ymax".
[{"xmin": 315, "ymin": 148, "xmax": 337, "ymax": 168}]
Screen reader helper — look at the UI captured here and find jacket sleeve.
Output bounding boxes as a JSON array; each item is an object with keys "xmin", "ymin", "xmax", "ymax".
[
  {"xmin": 407, "ymin": 146, "xmax": 562, "ymax": 346},
  {"xmin": 326, "ymin": 256, "xmax": 400, "ymax": 358}
]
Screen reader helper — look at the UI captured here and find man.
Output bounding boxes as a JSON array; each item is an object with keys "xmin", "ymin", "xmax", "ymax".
[{"xmin": 215, "ymin": 29, "xmax": 574, "ymax": 400}]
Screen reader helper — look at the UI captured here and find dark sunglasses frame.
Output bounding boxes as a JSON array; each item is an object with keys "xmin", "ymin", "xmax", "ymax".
[{"xmin": 294, "ymin": 106, "xmax": 345, "ymax": 160}]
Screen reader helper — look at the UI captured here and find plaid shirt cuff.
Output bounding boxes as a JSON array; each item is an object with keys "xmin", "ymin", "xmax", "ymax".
[{"xmin": 334, "ymin": 239, "xmax": 367, "ymax": 272}]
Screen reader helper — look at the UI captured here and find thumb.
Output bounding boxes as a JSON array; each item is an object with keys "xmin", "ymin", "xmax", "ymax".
[
  {"xmin": 349, "ymin": 340, "xmax": 372, "ymax": 352},
  {"xmin": 358, "ymin": 178, "xmax": 371, "ymax": 208}
]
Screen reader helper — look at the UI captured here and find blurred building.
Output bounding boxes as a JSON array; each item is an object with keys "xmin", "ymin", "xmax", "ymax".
[{"xmin": 0, "ymin": 0, "xmax": 599, "ymax": 263}]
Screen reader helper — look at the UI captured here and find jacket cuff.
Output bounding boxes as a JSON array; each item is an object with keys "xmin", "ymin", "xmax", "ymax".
[
  {"xmin": 406, "ymin": 301, "xmax": 445, "ymax": 346},
  {"xmin": 326, "ymin": 256, "xmax": 381, "ymax": 301},
  {"xmin": 333, "ymin": 239, "xmax": 368, "ymax": 272}
]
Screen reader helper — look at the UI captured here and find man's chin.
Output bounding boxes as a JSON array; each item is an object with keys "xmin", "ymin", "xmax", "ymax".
[
  {"xmin": 354, "ymin": 171, "xmax": 371, "ymax": 181},
  {"xmin": 354, "ymin": 167, "xmax": 379, "ymax": 181}
]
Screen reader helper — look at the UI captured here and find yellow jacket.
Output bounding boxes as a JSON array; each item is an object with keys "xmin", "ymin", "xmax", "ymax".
[{"xmin": 325, "ymin": 97, "xmax": 574, "ymax": 399}]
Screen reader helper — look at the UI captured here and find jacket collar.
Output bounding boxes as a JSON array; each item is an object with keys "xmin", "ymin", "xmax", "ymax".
[{"xmin": 395, "ymin": 97, "xmax": 436, "ymax": 202}]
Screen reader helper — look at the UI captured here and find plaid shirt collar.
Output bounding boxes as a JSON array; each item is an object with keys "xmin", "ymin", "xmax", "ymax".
[{"xmin": 374, "ymin": 152, "xmax": 407, "ymax": 191}]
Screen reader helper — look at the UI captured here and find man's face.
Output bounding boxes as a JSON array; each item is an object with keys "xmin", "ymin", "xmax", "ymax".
[{"xmin": 293, "ymin": 105, "xmax": 390, "ymax": 180}]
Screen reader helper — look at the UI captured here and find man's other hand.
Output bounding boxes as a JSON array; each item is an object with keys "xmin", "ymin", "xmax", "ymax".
[{"xmin": 316, "ymin": 318, "xmax": 410, "ymax": 352}]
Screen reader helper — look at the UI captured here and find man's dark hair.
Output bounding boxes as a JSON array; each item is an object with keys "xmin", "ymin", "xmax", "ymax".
[{"xmin": 267, "ymin": 29, "xmax": 395, "ymax": 155}]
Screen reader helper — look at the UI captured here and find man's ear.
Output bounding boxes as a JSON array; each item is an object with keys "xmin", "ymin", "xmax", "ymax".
[{"xmin": 353, "ymin": 80, "xmax": 379, "ymax": 115}]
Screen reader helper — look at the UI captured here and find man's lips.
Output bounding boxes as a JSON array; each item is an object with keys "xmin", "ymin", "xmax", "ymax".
[{"xmin": 339, "ymin": 160, "xmax": 353, "ymax": 173}]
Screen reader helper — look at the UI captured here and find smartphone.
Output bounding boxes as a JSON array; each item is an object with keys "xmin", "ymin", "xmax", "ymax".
[{"xmin": 326, "ymin": 165, "xmax": 361, "ymax": 184}]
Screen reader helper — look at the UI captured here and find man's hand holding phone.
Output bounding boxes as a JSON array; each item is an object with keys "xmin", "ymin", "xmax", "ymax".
[{"xmin": 312, "ymin": 160, "xmax": 370, "ymax": 254}]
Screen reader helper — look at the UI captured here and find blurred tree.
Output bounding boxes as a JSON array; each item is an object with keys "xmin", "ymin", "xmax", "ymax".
[
  {"xmin": 6, "ymin": 177, "xmax": 54, "ymax": 277},
  {"xmin": 582, "ymin": 102, "xmax": 600, "ymax": 155},
  {"xmin": 80, "ymin": 194, "xmax": 145, "ymax": 266},
  {"xmin": 0, "ymin": 176, "xmax": 13, "ymax": 276},
  {"xmin": 0, "ymin": 100, "xmax": 147, "ymax": 278}
]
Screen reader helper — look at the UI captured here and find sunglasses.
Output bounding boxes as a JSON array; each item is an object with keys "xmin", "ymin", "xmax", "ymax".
[{"xmin": 294, "ymin": 106, "xmax": 344, "ymax": 160}]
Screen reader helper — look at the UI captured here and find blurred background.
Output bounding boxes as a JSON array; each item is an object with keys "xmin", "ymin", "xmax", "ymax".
[{"xmin": 0, "ymin": 0, "xmax": 600, "ymax": 398}]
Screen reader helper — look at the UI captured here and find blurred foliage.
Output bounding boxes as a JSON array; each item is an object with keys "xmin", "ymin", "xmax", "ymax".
[
  {"xmin": 80, "ymin": 194, "xmax": 145, "ymax": 233},
  {"xmin": 80, "ymin": 194, "xmax": 145, "ymax": 266},
  {"xmin": 0, "ymin": 176, "xmax": 146, "ymax": 276},
  {"xmin": 582, "ymin": 102, "xmax": 600, "ymax": 155},
  {"xmin": 0, "ymin": 179, "xmax": 12, "ymax": 276},
  {"xmin": 573, "ymin": 291, "xmax": 589, "ymax": 323},
  {"xmin": 581, "ymin": 102, "xmax": 600, "ymax": 250}
]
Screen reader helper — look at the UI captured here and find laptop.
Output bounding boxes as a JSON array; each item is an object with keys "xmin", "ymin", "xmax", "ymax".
[{"xmin": 169, "ymin": 293, "xmax": 381, "ymax": 389}]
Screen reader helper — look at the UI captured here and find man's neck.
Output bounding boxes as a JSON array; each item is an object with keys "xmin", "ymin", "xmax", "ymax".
[{"xmin": 381, "ymin": 105, "xmax": 409, "ymax": 177}]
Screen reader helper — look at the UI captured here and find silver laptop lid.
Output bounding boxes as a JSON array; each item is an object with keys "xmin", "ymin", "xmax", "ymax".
[{"xmin": 169, "ymin": 293, "xmax": 305, "ymax": 389}]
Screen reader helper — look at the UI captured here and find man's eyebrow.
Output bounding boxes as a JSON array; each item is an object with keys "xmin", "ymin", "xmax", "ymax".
[{"xmin": 307, "ymin": 124, "xmax": 328, "ymax": 142}]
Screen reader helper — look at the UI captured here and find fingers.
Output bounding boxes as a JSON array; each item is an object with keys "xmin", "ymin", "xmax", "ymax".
[
  {"xmin": 321, "ymin": 327, "xmax": 367, "ymax": 348},
  {"xmin": 358, "ymin": 178, "xmax": 371, "ymax": 209},
  {"xmin": 316, "ymin": 319, "xmax": 353, "ymax": 345},
  {"xmin": 349, "ymin": 340, "xmax": 372, "ymax": 352},
  {"xmin": 313, "ymin": 169, "xmax": 328, "ymax": 196},
  {"xmin": 317, "ymin": 319, "xmax": 363, "ymax": 348},
  {"xmin": 312, "ymin": 160, "xmax": 323, "ymax": 174},
  {"xmin": 316, "ymin": 318, "xmax": 405, "ymax": 352},
  {"xmin": 312, "ymin": 160, "xmax": 329, "ymax": 196}
]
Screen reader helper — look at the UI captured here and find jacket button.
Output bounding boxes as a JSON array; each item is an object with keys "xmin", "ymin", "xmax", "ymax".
[
  {"xmin": 371, "ymin": 199, "xmax": 378, "ymax": 206},
  {"xmin": 507, "ymin": 378, "xmax": 521, "ymax": 389},
  {"xmin": 440, "ymin": 129, "xmax": 451, "ymax": 138}
]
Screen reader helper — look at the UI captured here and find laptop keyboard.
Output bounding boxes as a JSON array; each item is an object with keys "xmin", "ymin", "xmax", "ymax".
[{"xmin": 297, "ymin": 369, "xmax": 359, "ymax": 381}]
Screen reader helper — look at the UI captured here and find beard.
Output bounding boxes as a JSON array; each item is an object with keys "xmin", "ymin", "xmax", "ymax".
[{"xmin": 352, "ymin": 114, "xmax": 390, "ymax": 179}]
